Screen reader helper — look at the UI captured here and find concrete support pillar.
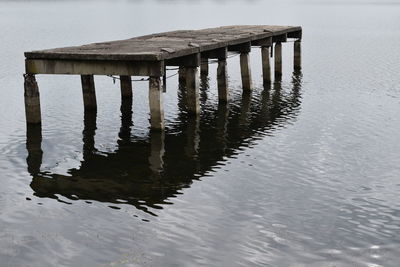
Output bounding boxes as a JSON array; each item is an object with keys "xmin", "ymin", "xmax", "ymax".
[
  {"xmin": 24, "ymin": 74, "xmax": 41, "ymax": 124},
  {"xmin": 149, "ymin": 77, "xmax": 164, "ymax": 130},
  {"xmin": 240, "ymin": 52, "xmax": 252, "ymax": 91},
  {"xmin": 120, "ymin": 75, "xmax": 132, "ymax": 99},
  {"xmin": 81, "ymin": 75, "xmax": 97, "ymax": 111},
  {"xmin": 162, "ymin": 65, "xmax": 167, "ymax": 93},
  {"xmin": 179, "ymin": 66, "xmax": 186, "ymax": 85},
  {"xmin": 217, "ymin": 59, "xmax": 229, "ymax": 102},
  {"xmin": 274, "ymin": 42, "xmax": 282, "ymax": 79},
  {"xmin": 261, "ymin": 46, "xmax": 271, "ymax": 84},
  {"xmin": 294, "ymin": 40, "xmax": 302, "ymax": 71},
  {"xmin": 200, "ymin": 58, "xmax": 209, "ymax": 76},
  {"xmin": 185, "ymin": 67, "xmax": 200, "ymax": 115}
]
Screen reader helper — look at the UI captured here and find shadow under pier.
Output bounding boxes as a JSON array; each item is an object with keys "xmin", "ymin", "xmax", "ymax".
[{"xmin": 27, "ymin": 71, "xmax": 303, "ymax": 215}]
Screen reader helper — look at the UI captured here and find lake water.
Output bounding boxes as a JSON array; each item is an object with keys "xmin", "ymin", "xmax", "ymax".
[{"xmin": 1, "ymin": 0, "xmax": 400, "ymax": 266}]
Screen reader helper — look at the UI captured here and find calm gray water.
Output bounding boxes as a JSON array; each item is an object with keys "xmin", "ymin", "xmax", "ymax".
[{"xmin": 1, "ymin": 0, "xmax": 400, "ymax": 266}]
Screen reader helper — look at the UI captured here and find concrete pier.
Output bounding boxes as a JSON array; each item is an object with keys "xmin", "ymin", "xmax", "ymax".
[
  {"xmin": 24, "ymin": 25, "xmax": 302, "ymax": 133},
  {"xmin": 81, "ymin": 75, "xmax": 97, "ymax": 111}
]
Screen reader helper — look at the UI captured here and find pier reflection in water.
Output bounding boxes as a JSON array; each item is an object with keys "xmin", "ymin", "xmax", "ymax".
[{"xmin": 26, "ymin": 70, "xmax": 303, "ymax": 215}]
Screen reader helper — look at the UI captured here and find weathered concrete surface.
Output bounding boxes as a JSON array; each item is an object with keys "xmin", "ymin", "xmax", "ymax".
[
  {"xmin": 261, "ymin": 46, "xmax": 271, "ymax": 84},
  {"xmin": 81, "ymin": 75, "xmax": 97, "ymax": 111},
  {"xmin": 217, "ymin": 59, "xmax": 229, "ymax": 102},
  {"xmin": 179, "ymin": 66, "xmax": 186, "ymax": 84},
  {"xmin": 240, "ymin": 52, "xmax": 252, "ymax": 91},
  {"xmin": 149, "ymin": 77, "xmax": 164, "ymax": 130},
  {"xmin": 24, "ymin": 74, "xmax": 41, "ymax": 124},
  {"xmin": 294, "ymin": 40, "xmax": 302, "ymax": 71},
  {"xmin": 185, "ymin": 67, "xmax": 200, "ymax": 114},
  {"xmin": 24, "ymin": 25, "xmax": 302, "ymax": 62},
  {"xmin": 120, "ymin": 76, "xmax": 133, "ymax": 99},
  {"xmin": 274, "ymin": 42, "xmax": 282, "ymax": 79},
  {"xmin": 200, "ymin": 58, "xmax": 209, "ymax": 76},
  {"xmin": 25, "ymin": 59, "xmax": 164, "ymax": 76}
]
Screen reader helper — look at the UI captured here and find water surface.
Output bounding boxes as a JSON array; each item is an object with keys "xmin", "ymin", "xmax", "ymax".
[{"xmin": 0, "ymin": 0, "xmax": 400, "ymax": 266}]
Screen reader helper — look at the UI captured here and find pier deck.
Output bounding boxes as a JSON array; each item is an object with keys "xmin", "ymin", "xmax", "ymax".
[{"xmin": 24, "ymin": 25, "xmax": 302, "ymax": 130}]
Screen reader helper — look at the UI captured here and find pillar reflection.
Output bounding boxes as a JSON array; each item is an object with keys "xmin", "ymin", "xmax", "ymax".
[
  {"xmin": 216, "ymin": 103, "xmax": 229, "ymax": 153},
  {"xmin": 239, "ymin": 91, "xmax": 252, "ymax": 127},
  {"xmin": 26, "ymin": 124, "xmax": 42, "ymax": 176},
  {"xmin": 184, "ymin": 114, "xmax": 200, "ymax": 159},
  {"xmin": 148, "ymin": 130, "xmax": 165, "ymax": 179},
  {"xmin": 200, "ymin": 76, "xmax": 209, "ymax": 105},
  {"xmin": 271, "ymin": 80, "xmax": 283, "ymax": 115},
  {"xmin": 118, "ymin": 96, "xmax": 133, "ymax": 146},
  {"xmin": 26, "ymin": 71, "xmax": 304, "ymax": 216},
  {"xmin": 82, "ymin": 110, "xmax": 97, "ymax": 160},
  {"xmin": 260, "ymin": 83, "xmax": 272, "ymax": 123}
]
